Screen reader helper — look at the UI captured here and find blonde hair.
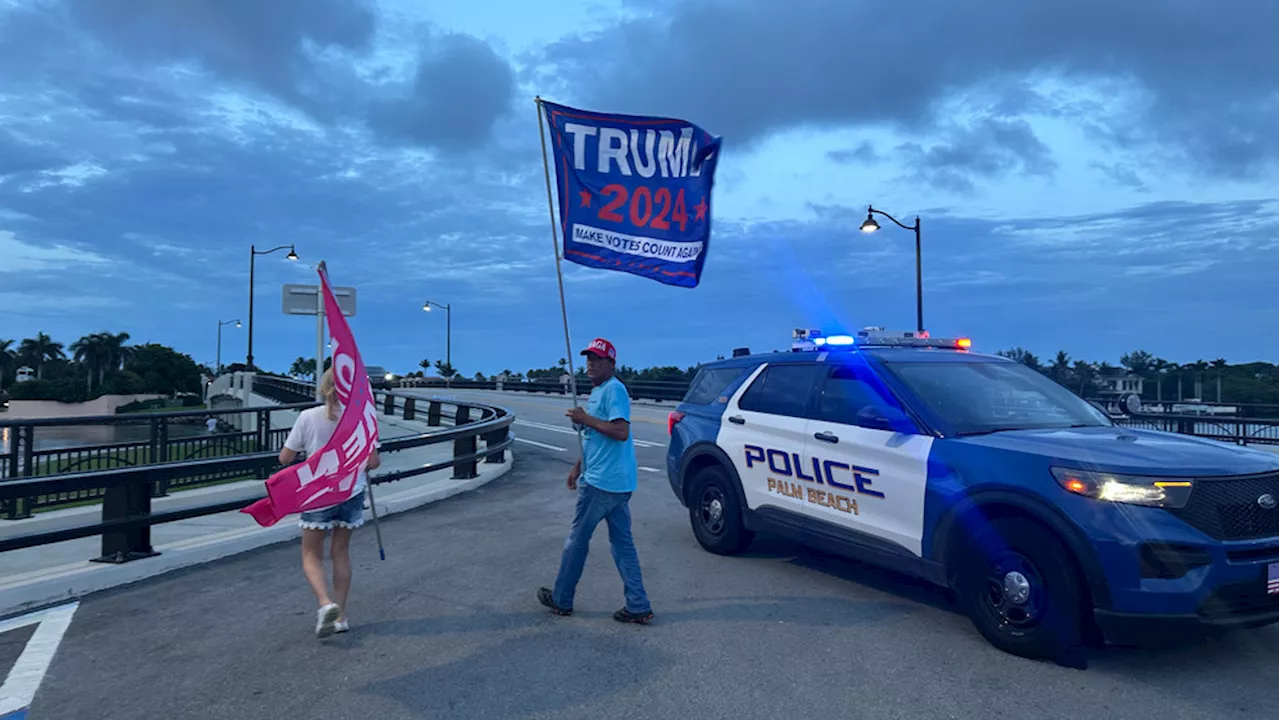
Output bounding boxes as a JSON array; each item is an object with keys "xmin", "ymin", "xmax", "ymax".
[{"xmin": 319, "ymin": 368, "xmax": 340, "ymax": 421}]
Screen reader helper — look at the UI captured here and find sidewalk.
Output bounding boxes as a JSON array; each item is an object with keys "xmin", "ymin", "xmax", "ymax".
[{"xmin": 0, "ymin": 408, "xmax": 512, "ymax": 617}]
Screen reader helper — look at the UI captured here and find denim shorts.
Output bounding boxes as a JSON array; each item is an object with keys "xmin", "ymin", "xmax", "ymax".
[{"xmin": 298, "ymin": 489, "xmax": 366, "ymax": 531}]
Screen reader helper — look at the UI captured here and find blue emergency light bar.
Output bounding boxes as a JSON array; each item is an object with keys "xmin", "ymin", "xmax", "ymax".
[{"xmin": 791, "ymin": 327, "xmax": 972, "ymax": 352}]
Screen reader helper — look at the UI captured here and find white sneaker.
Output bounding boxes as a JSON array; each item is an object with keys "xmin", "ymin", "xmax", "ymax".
[
  {"xmin": 315, "ymin": 603, "xmax": 341, "ymax": 638},
  {"xmin": 335, "ymin": 619, "xmax": 349, "ymax": 634}
]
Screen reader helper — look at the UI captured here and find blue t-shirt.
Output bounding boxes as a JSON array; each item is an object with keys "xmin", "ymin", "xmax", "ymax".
[{"xmin": 578, "ymin": 376, "xmax": 638, "ymax": 494}]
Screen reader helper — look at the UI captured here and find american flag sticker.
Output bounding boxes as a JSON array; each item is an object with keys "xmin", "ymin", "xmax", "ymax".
[{"xmin": 1268, "ymin": 563, "xmax": 1279, "ymax": 595}]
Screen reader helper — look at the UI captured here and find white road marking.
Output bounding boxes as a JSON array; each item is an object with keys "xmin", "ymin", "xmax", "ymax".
[
  {"xmin": 515, "ymin": 419, "xmax": 580, "ymax": 436},
  {"xmin": 639, "ymin": 467, "xmax": 662, "ymax": 473},
  {"xmin": 0, "ymin": 601, "xmax": 79, "ymax": 716},
  {"xmin": 513, "ymin": 437, "xmax": 567, "ymax": 452},
  {"xmin": 514, "ymin": 420, "xmax": 666, "ymax": 448}
]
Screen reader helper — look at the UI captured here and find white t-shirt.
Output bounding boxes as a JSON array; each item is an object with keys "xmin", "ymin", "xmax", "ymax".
[{"xmin": 283, "ymin": 405, "xmax": 376, "ymax": 493}]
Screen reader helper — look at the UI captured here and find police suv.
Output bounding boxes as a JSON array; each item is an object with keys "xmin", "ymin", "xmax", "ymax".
[{"xmin": 665, "ymin": 328, "xmax": 1279, "ymax": 665}]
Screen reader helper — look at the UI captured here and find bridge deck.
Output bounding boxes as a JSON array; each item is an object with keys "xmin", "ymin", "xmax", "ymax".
[
  {"xmin": 4, "ymin": 392, "xmax": 1276, "ymax": 719},
  {"xmin": 0, "ymin": 410, "xmax": 475, "ymax": 614}
]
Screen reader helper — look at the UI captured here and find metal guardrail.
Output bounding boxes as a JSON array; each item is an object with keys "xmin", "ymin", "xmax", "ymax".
[
  {"xmin": 246, "ymin": 373, "xmax": 1280, "ymax": 451},
  {"xmin": 0, "ymin": 403, "xmax": 315, "ymax": 516},
  {"xmin": 389, "ymin": 371, "xmax": 1280, "ymax": 445},
  {"xmin": 393, "ymin": 377, "xmax": 691, "ymax": 402},
  {"xmin": 1114, "ymin": 414, "xmax": 1278, "ymax": 446},
  {"xmin": 0, "ymin": 388, "xmax": 513, "ymax": 562}
]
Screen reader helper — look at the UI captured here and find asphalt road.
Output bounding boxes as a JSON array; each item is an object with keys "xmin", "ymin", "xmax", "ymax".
[{"xmin": 14, "ymin": 390, "xmax": 1280, "ymax": 719}]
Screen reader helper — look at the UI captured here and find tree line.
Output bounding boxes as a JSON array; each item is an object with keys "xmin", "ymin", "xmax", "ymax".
[
  {"xmin": 374, "ymin": 357, "xmax": 698, "ymax": 386},
  {"xmin": 995, "ymin": 347, "xmax": 1276, "ymax": 407},
  {"xmin": 475, "ymin": 350, "xmax": 1276, "ymax": 407},
  {"xmin": 0, "ymin": 332, "xmax": 206, "ymax": 403}
]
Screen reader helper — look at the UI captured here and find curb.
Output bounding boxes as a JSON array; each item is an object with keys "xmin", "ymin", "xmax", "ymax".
[{"xmin": 0, "ymin": 454, "xmax": 513, "ymax": 619}]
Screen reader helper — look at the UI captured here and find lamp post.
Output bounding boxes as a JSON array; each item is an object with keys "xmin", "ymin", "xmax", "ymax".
[
  {"xmin": 216, "ymin": 319, "xmax": 241, "ymax": 374},
  {"xmin": 422, "ymin": 300, "xmax": 451, "ymax": 382},
  {"xmin": 860, "ymin": 206, "xmax": 924, "ymax": 334},
  {"xmin": 246, "ymin": 243, "xmax": 298, "ymax": 368}
]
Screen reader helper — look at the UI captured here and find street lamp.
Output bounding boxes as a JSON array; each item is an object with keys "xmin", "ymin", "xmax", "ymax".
[
  {"xmin": 246, "ymin": 243, "xmax": 299, "ymax": 368},
  {"xmin": 860, "ymin": 205, "xmax": 924, "ymax": 333},
  {"xmin": 422, "ymin": 300, "xmax": 452, "ymax": 380},
  {"xmin": 216, "ymin": 319, "xmax": 241, "ymax": 374}
]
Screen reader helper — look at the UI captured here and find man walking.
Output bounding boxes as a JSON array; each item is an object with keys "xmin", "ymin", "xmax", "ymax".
[{"xmin": 538, "ymin": 337, "xmax": 654, "ymax": 624}]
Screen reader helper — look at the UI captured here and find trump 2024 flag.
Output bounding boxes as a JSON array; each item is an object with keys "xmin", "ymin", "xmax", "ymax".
[
  {"xmin": 242, "ymin": 263, "xmax": 379, "ymax": 527},
  {"xmin": 541, "ymin": 100, "xmax": 722, "ymax": 288}
]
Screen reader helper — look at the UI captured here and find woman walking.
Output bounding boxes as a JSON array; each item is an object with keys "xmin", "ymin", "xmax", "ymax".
[{"xmin": 278, "ymin": 368, "xmax": 380, "ymax": 638}]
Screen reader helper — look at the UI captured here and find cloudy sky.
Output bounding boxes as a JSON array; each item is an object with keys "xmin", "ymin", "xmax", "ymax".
[{"xmin": 1, "ymin": 0, "xmax": 1276, "ymax": 378}]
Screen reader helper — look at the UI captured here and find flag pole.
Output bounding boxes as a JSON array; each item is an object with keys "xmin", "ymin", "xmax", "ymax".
[
  {"xmin": 321, "ymin": 259, "xmax": 385, "ymax": 560},
  {"xmin": 365, "ymin": 481, "xmax": 386, "ymax": 560},
  {"xmin": 535, "ymin": 96, "xmax": 587, "ymax": 470}
]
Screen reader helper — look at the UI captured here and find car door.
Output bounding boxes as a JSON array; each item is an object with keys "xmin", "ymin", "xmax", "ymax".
[
  {"xmin": 719, "ymin": 362, "xmax": 823, "ymax": 524},
  {"xmin": 802, "ymin": 359, "xmax": 936, "ymax": 557}
]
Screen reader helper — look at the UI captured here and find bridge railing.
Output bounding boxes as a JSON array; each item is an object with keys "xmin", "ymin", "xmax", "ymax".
[
  {"xmin": 1112, "ymin": 414, "xmax": 1278, "ymax": 446},
  {"xmin": 261, "ymin": 373, "xmax": 1278, "ymax": 446},
  {"xmin": 393, "ymin": 377, "xmax": 691, "ymax": 402},
  {"xmin": 0, "ymin": 402, "xmax": 318, "ymax": 517},
  {"xmin": 0, "ymin": 390, "xmax": 513, "ymax": 562},
  {"xmin": 393, "ymin": 376, "xmax": 1278, "ymax": 446}
]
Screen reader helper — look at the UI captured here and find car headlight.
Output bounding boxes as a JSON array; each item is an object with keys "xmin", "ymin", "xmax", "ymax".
[{"xmin": 1050, "ymin": 467, "xmax": 1194, "ymax": 509}]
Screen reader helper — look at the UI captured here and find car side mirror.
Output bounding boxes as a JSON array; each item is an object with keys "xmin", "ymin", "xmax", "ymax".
[{"xmin": 856, "ymin": 405, "xmax": 915, "ymax": 434}]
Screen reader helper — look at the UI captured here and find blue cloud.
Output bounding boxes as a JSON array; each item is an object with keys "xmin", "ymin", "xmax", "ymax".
[{"xmin": 0, "ymin": 0, "xmax": 1276, "ymax": 379}]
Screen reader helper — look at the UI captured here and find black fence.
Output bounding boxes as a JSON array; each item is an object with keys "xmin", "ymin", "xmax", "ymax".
[
  {"xmin": 1112, "ymin": 414, "xmax": 1278, "ymax": 446},
  {"xmin": 0, "ymin": 389, "xmax": 513, "ymax": 563},
  {"xmin": 390, "ymin": 376, "xmax": 1279, "ymax": 446},
  {"xmin": 391, "ymin": 376, "xmax": 691, "ymax": 403},
  {"xmin": 0, "ymin": 403, "xmax": 311, "ymax": 517}
]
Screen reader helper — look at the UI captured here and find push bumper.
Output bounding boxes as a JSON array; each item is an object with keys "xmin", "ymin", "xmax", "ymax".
[{"xmin": 1092, "ymin": 573, "xmax": 1279, "ymax": 646}]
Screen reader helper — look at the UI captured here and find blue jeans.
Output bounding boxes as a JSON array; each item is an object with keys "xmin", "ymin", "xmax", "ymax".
[{"xmin": 553, "ymin": 482, "xmax": 651, "ymax": 614}]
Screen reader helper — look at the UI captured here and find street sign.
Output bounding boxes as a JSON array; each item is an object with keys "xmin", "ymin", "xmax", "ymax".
[{"xmin": 281, "ymin": 284, "xmax": 356, "ymax": 316}]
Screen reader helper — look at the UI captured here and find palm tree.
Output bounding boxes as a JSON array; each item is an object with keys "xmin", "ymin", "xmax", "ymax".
[
  {"xmin": 17, "ymin": 332, "xmax": 66, "ymax": 380},
  {"xmin": 0, "ymin": 338, "xmax": 15, "ymax": 390},
  {"xmin": 289, "ymin": 357, "xmax": 317, "ymax": 380},
  {"xmin": 1210, "ymin": 358, "xmax": 1228, "ymax": 403},
  {"xmin": 1049, "ymin": 351, "xmax": 1071, "ymax": 385},
  {"xmin": 100, "ymin": 332, "xmax": 133, "ymax": 379},
  {"xmin": 1150, "ymin": 358, "xmax": 1174, "ymax": 402},
  {"xmin": 997, "ymin": 347, "xmax": 1040, "ymax": 370},
  {"xmin": 1072, "ymin": 360, "xmax": 1097, "ymax": 395},
  {"xmin": 1189, "ymin": 359, "xmax": 1210, "ymax": 399},
  {"xmin": 70, "ymin": 333, "xmax": 108, "ymax": 394}
]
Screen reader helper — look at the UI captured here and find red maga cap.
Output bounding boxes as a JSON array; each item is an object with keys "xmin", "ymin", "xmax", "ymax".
[{"xmin": 581, "ymin": 337, "xmax": 616, "ymax": 361}]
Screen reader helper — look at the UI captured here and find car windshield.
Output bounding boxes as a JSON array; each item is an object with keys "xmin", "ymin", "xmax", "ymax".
[{"xmin": 878, "ymin": 359, "xmax": 1112, "ymax": 436}]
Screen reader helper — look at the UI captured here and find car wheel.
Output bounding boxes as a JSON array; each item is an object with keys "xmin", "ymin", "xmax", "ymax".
[
  {"xmin": 688, "ymin": 464, "xmax": 754, "ymax": 555},
  {"xmin": 957, "ymin": 517, "xmax": 1087, "ymax": 667}
]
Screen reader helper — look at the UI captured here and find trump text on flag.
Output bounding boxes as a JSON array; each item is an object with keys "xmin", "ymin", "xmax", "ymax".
[{"xmin": 541, "ymin": 100, "xmax": 722, "ymax": 288}]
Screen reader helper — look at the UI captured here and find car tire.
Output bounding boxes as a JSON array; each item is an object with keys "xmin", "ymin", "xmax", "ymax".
[
  {"xmin": 688, "ymin": 464, "xmax": 754, "ymax": 555},
  {"xmin": 956, "ymin": 517, "xmax": 1087, "ymax": 667}
]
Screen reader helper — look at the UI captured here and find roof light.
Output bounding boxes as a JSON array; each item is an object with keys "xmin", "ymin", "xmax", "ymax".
[
  {"xmin": 825, "ymin": 335, "xmax": 855, "ymax": 346},
  {"xmin": 851, "ymin": 327, "xmax": 974, "ymax": 350}
]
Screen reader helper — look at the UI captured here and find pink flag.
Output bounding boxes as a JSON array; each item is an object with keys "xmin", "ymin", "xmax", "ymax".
[{"xmin": 242, "ymin": 262, "xmax": 380, "ymax": 527}]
